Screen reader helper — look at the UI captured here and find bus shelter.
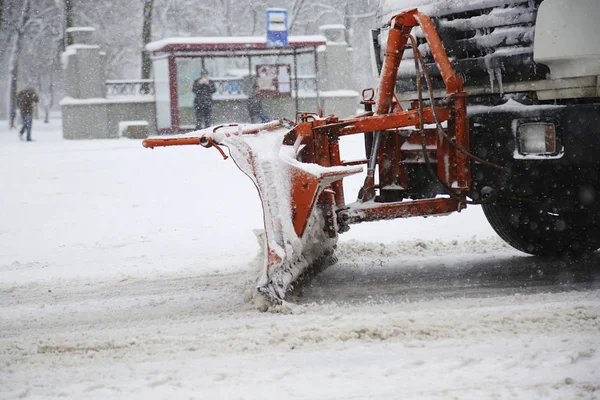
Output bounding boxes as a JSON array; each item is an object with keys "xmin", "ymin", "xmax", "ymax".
[{"xmin": 146, "ymin": 36, "xmax": 327, "ymax": 133}]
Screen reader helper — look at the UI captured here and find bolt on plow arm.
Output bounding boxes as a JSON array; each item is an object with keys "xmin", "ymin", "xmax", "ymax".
[{"xmin": 143, "ymin": 9, "xmax": 472, "ymax": 303}]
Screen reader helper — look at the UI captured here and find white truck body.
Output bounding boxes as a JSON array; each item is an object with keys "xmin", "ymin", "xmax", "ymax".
[{"xmin": 379, "ymin": 0, "xmax": 600, "ymax": 100}]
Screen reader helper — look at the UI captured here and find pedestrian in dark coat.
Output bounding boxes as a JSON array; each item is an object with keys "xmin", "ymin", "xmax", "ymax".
[
  {"xmin": 17, "ymin": 88, "xmax": 39, "ymax": 141},
  {"xmin": 247, "ymin": 81, "xmax": 270, "ymax": 124},
  {"xmin": 192, "ymin": 70, "xmax": 216, "ymax": 129}
]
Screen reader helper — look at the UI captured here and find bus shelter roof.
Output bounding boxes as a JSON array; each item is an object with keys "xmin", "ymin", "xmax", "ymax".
[{"xmin": 147, "ymin": 36, "xmax": 327, "ymax": 54}]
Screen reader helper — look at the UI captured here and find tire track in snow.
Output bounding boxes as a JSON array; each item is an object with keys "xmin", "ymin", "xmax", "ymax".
[{"xmin": 292, "ymin": 246, "xmax": 600, "ymax": 304}]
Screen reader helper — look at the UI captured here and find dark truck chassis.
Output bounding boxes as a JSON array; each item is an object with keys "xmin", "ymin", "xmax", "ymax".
[
  {"xmin": 470, "ymin": 102, "xmax": 600, "ymax": 256},
  {"xmin": 375, "ymin": 1, "xmax": 600, "ymax": 256}
]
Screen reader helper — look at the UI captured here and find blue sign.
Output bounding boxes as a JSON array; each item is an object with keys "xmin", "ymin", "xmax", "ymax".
[{"xmin": 266, "ymin": 9, "xmax": 288, "ymax": 47}]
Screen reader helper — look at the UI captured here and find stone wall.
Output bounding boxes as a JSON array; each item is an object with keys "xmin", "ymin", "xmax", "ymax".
[
  {"xmin": 61, "ymin": 27, "xmax": 156, "ymax": 139},
  {"xmin": 62, "ymin": 99, "xmax": 156, "ymax": 139}
]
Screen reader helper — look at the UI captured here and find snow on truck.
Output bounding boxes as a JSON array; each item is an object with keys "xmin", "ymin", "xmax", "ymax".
[{"xmin": 143, "ymin": 0, "xmax": 600, "ymax": 303}]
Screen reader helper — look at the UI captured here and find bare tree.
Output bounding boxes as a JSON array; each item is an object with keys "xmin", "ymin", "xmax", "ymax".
[
  {"xmin": 289, "ymin": 0, "xmax": 307, "ymax": 34},
  {"xmin": 22, "ymin": 3, "xmax": 63, "ymax": 122},
  {"xmin": 76, "ymin": 0, "xmax": 143, "ymax": 78},
  {"xmin": 152, "ymin": 0, "xmax": 258, "ymax": 38},
  {"xmin": 1, "ymin": 0, "xmax": 64, "ymax": 124},
  {"xmin": 292, "ymin": 1, "xmax": 345, "ymax": 34},
  {"xmin": 141, "ymin": 0, "xmax": 154, "ymax": 93},
  {"xmin": 64, "ymin": 0, "xmax": 74, "ymax": 47},
  {"xmin": 7, "ymin": 0, "xmax": 32, "ymax": 128}
]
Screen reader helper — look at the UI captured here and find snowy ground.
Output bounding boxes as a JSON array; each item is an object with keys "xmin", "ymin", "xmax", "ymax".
[{"xmin": 1, "ymin": 117, "xmax": 599, "ymax": 399}]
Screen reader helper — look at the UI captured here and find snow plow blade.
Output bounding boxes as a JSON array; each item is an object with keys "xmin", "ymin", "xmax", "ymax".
[
  {"xmin": 143, "ymin": 121, "xmax": 362, "ymax": 302},
  {"xmin": 142, "ymin": 9, "xmax": 481, "ymax": 304}
]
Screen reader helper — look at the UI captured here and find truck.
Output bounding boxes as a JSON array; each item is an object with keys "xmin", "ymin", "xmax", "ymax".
[
  {"xmin": 376, "ymin": 0, "xmax": 600, "ymax": 258},
  {"xmin": 143, "ymin": 0, "xmax": 600, "ymax": 303}
]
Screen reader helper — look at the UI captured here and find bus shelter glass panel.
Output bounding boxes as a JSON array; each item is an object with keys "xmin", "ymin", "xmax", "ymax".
[
  {"xmin": 175, "ymin": 56, "xmax": 252, "ymax": 129},
  {"xmin": 174, "ymin": 57, "xmax": 202, "ymax": 129},
  {"xmin": 153, "ymin": 58, "xmax": 171, "ymax": 130},
  {"xmin": 295, "ymin": 52, "xmax": 318, "ymax": 93},
  {"xmin": 207, "ymin": 57, "xmax": 252, "ymax": 95},
  {"xmin": 249, "ymin": 53, "xmax": 317, "ymax": 94},
  {"xmin": 175, "ymin": 57, "xmax": 202, "ymax": 123},
  {"xmin": 255, "ymin": 64, "xmax": 291, "ymax": 97}
]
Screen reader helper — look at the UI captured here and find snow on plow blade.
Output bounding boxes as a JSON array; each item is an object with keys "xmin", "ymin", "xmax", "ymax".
[{"xmin": 143, "ymin": 121, "xmax": 362, "ymax": 302}]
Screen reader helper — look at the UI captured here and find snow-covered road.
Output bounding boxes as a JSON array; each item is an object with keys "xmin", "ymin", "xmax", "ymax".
[{"xmin": 1, "ymin": 119, "xmax": 599, "ymax": 399}]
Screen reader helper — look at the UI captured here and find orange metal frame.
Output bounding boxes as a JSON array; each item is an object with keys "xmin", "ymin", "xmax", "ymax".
[
  {"xmin": 281, "ymin": 9, "xmax": 471, "ymax": 235},
  {"xmin": 142, "ymin": 9, "xmax": 472, "ymax": 241}
]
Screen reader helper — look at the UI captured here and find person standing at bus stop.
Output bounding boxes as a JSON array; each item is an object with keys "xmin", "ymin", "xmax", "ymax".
[
  {"xmin": 192, "ymin": 69, "xmax": 216, "ymax": 129},
  {"xmin": 247, "ymin": 79, "xmax": 270, "ymax": 124},
  {"xmin": 17, "ymin": 88, "xmax": 39, "ymax": 141}
]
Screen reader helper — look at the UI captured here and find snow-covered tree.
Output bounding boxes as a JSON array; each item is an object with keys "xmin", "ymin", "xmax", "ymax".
[
  {"xmin": 0, "ymin": 0, "xmax": 379, "ymax": 119},
  {"xmin": 6, "ymin": 0, "xmax": 32, "ymax": 128},
  {"xmin": 64, "ymin": 0, "xmax": 74, "ymax": 47},
  {"xmin": 0, "ymin": 0, "xmax": 64, "ymax": 123},
  {"xmin": 141, "ymin": 0, "xmax": 154, "ymax": 93}
]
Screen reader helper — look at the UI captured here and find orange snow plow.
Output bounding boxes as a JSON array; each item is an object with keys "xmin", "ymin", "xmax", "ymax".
[{"xmin": 143, "ymin": 9, "xmax": 491, "ymax": 302}]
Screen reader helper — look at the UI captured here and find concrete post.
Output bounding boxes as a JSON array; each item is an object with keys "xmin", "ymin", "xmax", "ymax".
[
  {"xmin": 61, "ymin": 27, "xmax": 156, "ymax": 139},
  {"xmin": 63, "ymin": 27, "xmax": 105, "ymax": 99},
  {"xmin": 318, "ymin": 24, "xmax": 354, "ymax": 91},
  {"xmin": 315, "ymin": 24, "xmax": 358, "ymax": 117}
]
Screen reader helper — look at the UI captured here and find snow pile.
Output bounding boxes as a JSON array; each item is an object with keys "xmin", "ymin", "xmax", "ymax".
[{"xmin": 338, "ymin": 236, "xmax": 510, "ymax": 260}]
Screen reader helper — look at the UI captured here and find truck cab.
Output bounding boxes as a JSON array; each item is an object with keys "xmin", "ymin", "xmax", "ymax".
[{"xmin": 374, "ymin": 0, "xmax": 600, "ymax": 256}]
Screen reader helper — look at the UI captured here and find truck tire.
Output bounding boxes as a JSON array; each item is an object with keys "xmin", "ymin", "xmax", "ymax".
[{"xmin": 482, "ymin": 201, "xmax": 600, "ymax": 256}]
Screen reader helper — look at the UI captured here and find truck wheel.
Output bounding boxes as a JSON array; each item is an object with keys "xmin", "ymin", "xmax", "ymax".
[{"xmin": 482, "ymin": 201, "xmax": 600, "ymax": 256}]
